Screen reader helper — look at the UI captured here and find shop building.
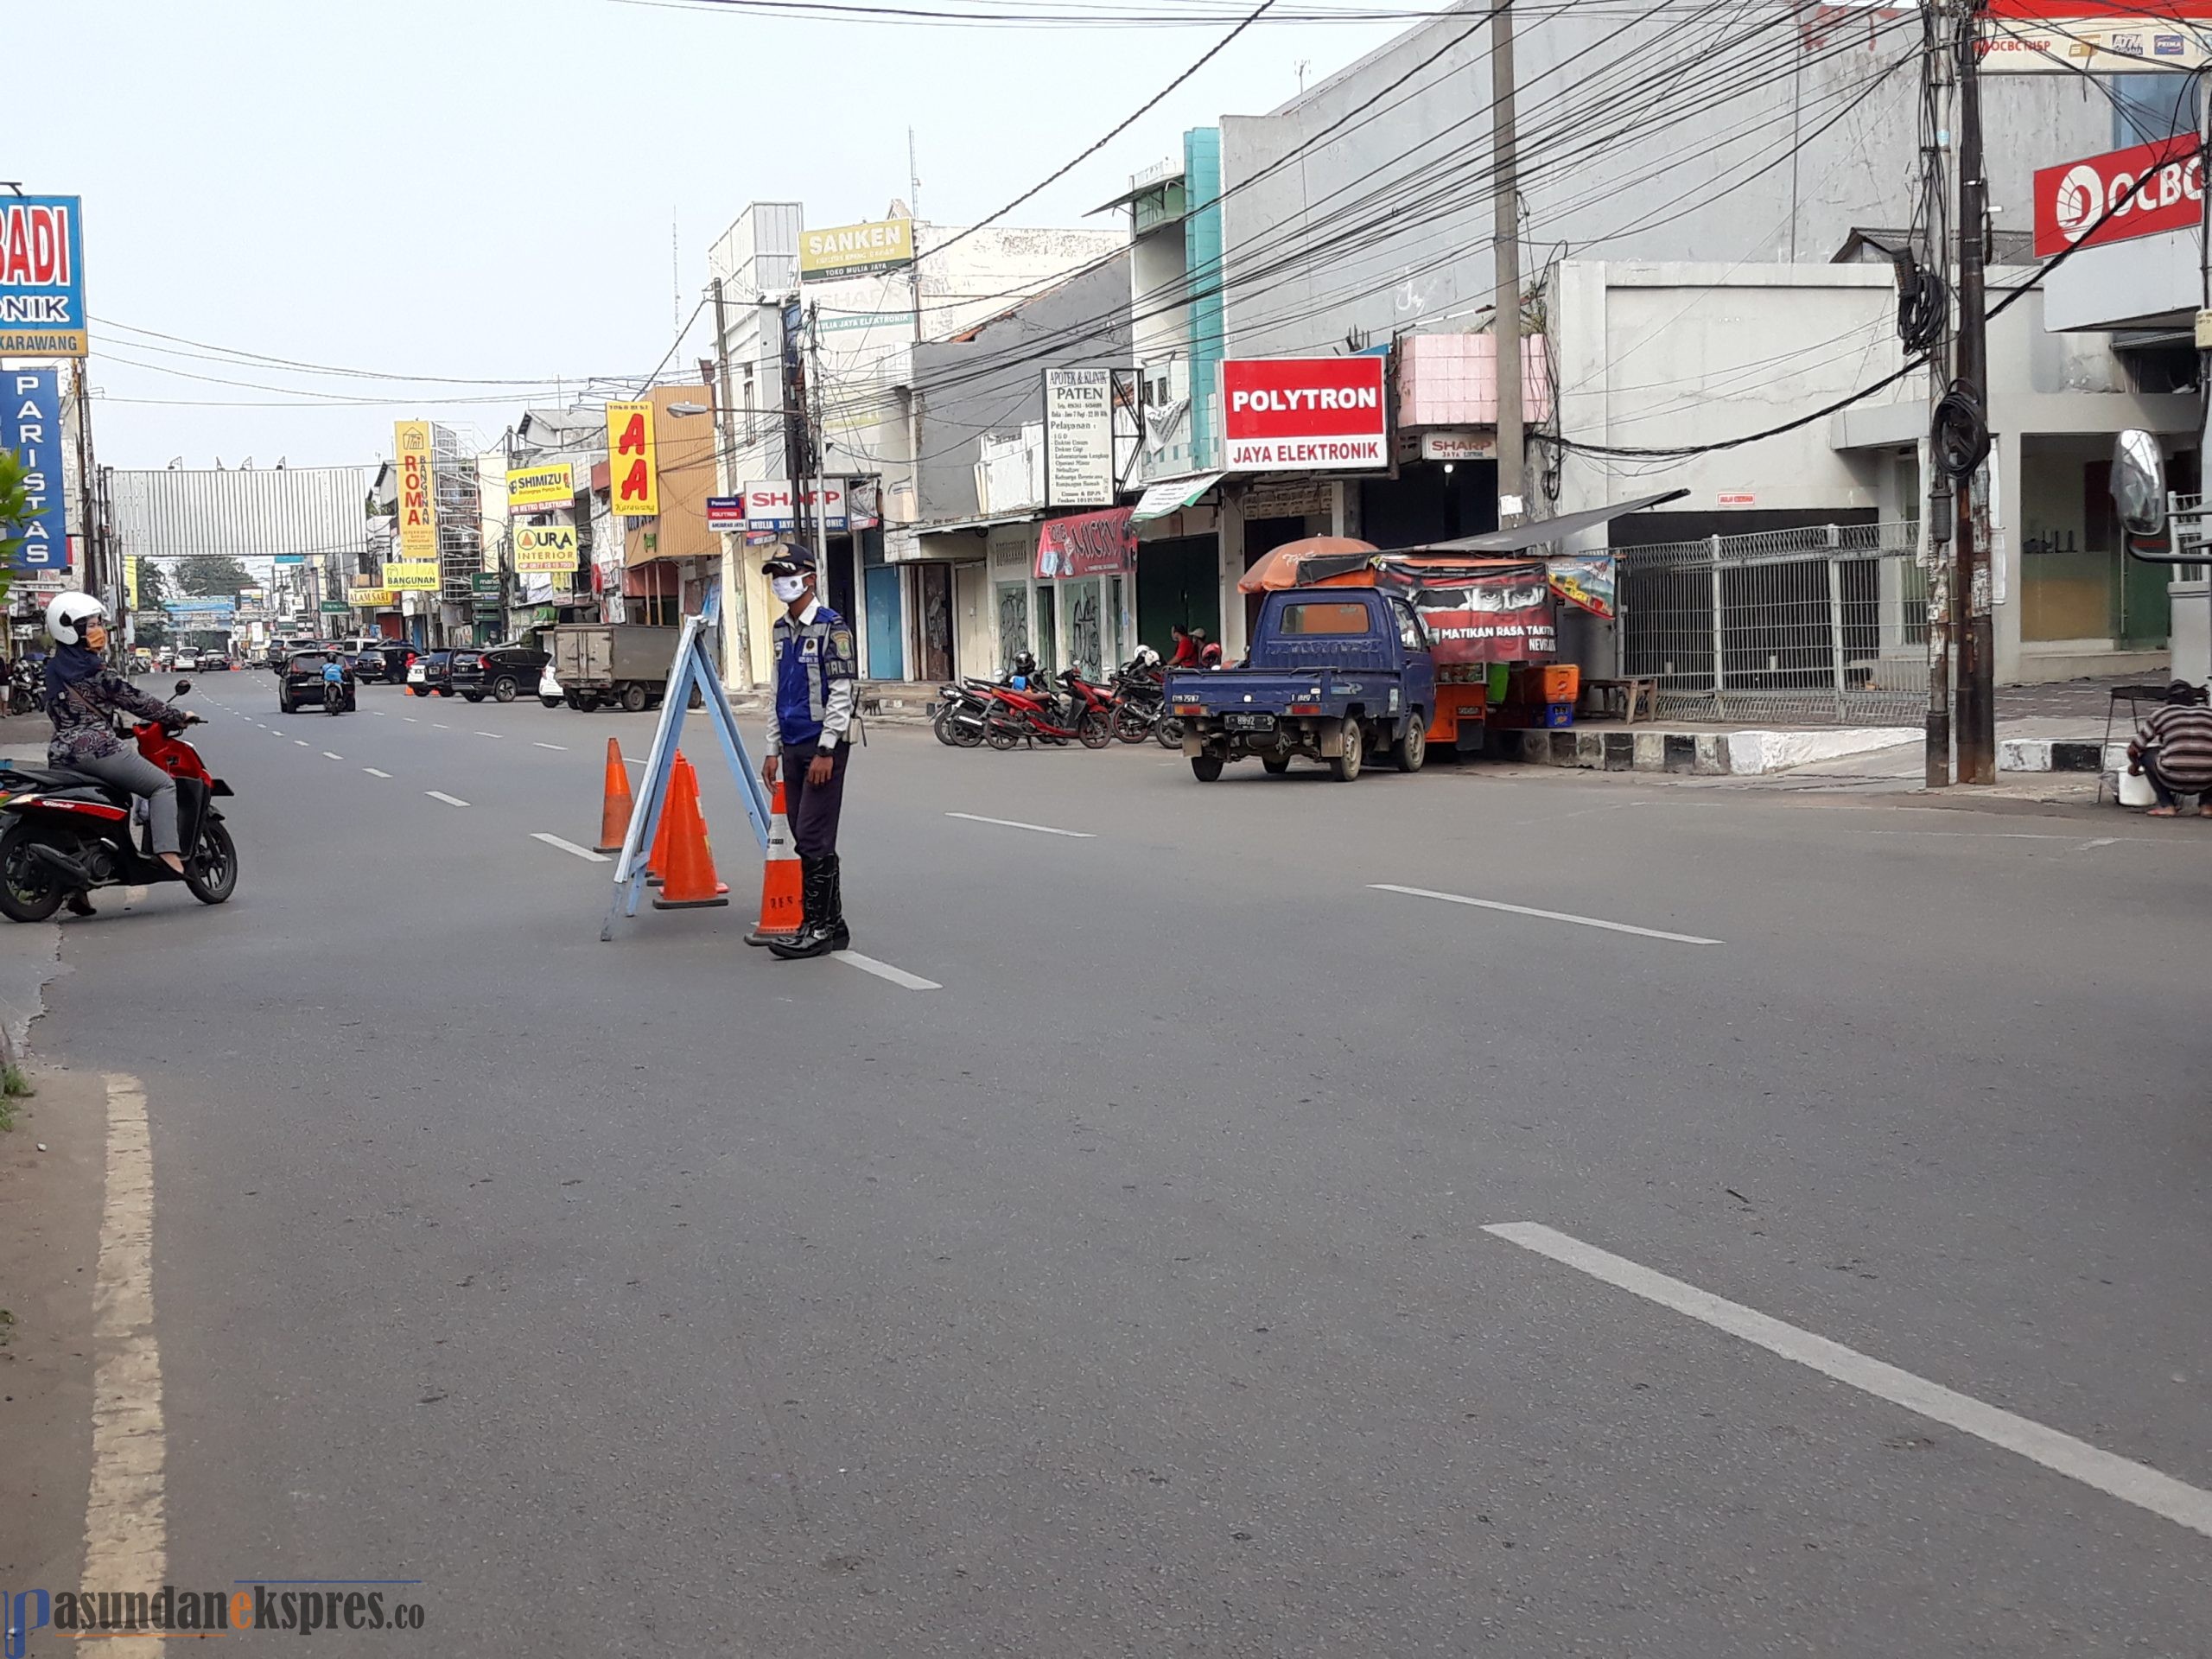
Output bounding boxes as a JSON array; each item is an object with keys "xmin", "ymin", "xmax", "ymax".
[
  {"xmin": 899, "ymin": 253, "xmax": 1135, "ymax": 677},
  {"xmin": 704, "ymin": 200, "xmax": 1122, "ymax": 690}
]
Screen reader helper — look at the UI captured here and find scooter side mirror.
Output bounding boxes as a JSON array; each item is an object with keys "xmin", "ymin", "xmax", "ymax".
[{"xmin": 173, "ymin": 680, "xmax": 193, "ymax": 697}]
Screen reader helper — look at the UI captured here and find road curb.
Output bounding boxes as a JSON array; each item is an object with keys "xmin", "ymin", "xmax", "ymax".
[{"xmin": 1489, "ymin": 725, "xmax": 1918, "ymax": 777}]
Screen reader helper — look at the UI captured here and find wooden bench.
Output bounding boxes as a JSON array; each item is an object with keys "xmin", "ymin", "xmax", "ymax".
[{"xmin": 1580, "ymin": 677, "xmax": 1658, "ymax": 725}]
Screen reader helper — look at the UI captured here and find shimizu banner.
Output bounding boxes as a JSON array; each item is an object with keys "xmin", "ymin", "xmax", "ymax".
[
  {"xmin": 799, "ymin": 217, "xmax": 914, "ymax": 281},
  {"xmin": 513, "ymin": 522, "xmax": 580, "ymax": 573},
  {"xmin": 506, "ymin": 462, "xmax": 574, "ymax": 512},
  {"xmin": 381, "ymin": 561, "xmax": 440, "ymax": 591},
  {"xmin": 395, "ymin": 421, "xmax": 436, "ymax": 556},
  {"xmin": 606, "ymin": 402, "xmax": 659, "ymax": 518}
]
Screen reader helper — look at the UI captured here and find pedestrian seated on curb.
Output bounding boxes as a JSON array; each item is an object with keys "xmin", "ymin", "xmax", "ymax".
[{"xmin": 2127, "ymin": 679, "xmax": 2212, "ymax": 817}]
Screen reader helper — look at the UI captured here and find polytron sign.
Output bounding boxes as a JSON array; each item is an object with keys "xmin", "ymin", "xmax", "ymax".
[
  {"xmin": 2033, "ymin": 136, "xmax": 2202, "ymax": 257},
  {"xmin": 1221, "ymin": 355, "xmax": 1389, "ymax": 472},
  {"xmin": 0, "ymin": 196, "xmax": 87, "ymax": 357}
]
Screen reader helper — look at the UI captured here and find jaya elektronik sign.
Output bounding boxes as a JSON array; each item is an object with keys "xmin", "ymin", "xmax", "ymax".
[{"xmin": 1221, "ymin": 356, "xmax": 1389, "ymax": 473}]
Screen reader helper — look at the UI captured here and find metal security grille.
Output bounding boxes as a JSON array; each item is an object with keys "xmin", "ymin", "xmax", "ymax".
[{"xmin": 1618, "ymin": 523, "xmax": 1927, "ymax": 725}]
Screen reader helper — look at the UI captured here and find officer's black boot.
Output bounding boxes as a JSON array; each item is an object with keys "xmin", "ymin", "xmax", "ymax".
[
  {"xmin": 820, "ymin": 853, "xmax": 849, "ymax": 952},
  {"xmin": 769, "ymin": 855, "xmax": 839, "ymax": 960}
]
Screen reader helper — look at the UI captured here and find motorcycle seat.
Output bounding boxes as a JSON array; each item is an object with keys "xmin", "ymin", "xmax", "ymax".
[{"xmin": 1, "ymin": 763, "xmax": 112, "ymax": 792}]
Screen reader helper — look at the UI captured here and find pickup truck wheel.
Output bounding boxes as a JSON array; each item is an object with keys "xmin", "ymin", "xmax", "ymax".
[
  {"xmin": 619, "ymin": 683, "xmax": 649, "ymax": 714},
  {"xmin": 1261, "ymin": 754, "xmax": 1291, "ymax": 775},
  {"xmin": 1327, "ymin": 718, "xmax": 1363, "ymax": 782},
  {"xmin": 1396, "ymin": 715, "xmax": 1427, "ymax": 773},
  {"xmin": 575, "ymin": 693, "xmax": 602, "ymax": 713},
  {"xmin": 539, "ymin": 696, "xmax": 563, "ymax": 709},
  {"xmin": 1190, "ymin": 753, "xmax": 1224, "ymax": 782}
]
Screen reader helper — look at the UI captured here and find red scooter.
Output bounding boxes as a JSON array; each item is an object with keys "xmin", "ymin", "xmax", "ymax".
[
  {"xmin": 982, "ymin": 679, "xmax": 1111, "ymax": 750},
  {"xmin": 0, "ymin": 679, "xmax": 239, "ymax": 923}
]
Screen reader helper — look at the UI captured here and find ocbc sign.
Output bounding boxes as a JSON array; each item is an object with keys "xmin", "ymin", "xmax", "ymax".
[{"xmin": 2034, "ymin": 136, "xmax": 2202, "ymax": 258}]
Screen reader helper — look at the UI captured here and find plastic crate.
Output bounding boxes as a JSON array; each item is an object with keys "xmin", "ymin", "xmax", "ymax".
[{"xmin": 1538, "ymin": 701, "xmax": 1575, "ymax": 728}]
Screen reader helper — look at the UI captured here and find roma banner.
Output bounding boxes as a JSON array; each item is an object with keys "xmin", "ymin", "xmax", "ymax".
[
  {"xmin": 1372, "ymin": 559, "xmax": 1557, "ymax": 663},
  {"xmin": 607, "ymin": 401, "xmax": 658, "ymax": 518},
  {"xmin": 395, "ymin": 421, "xmax": 436, "ymax": 557}
]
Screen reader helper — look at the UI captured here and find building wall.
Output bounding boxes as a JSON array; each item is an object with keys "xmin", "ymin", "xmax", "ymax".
[
  {"xmin": 1550, "ymin": 261, "xmax": 1898, "ymax": 534},
  {"xmin": 912, "ymin": 254, "xmax": 1133, "ymax": 523},
  {"xmin": 1216, "ymin": 0, "xmax": 2113, "ymax": 360}
]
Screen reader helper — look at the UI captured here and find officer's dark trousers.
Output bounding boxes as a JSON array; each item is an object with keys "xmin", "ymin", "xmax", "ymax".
[{"xmin": 785, "ymin": 744, "xmax": 849, "ymax": 859}]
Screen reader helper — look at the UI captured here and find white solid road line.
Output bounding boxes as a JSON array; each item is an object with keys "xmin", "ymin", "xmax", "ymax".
[
  {"xmin": 534, "ymin": 741, "xmax": 567, "ymax": 751},
  {"xmin": 531, "ymin": 831, "xmax": 611, "ymax": 863},
  {"xmin": 1371, "ymin": 883, "xmax": 1722, "ymax": 946},
  {"xmin": 425, "ymin": 790, "xmax": 470, "ymax": 808},
  {"xmin": 1485, "ymin": 1221, "xmax": 2212, "ymax": 1541},
  {"xmin": 835, "ymin": 951, "xmax": 942, "ymax": 991},
  {"xmin": 363, "ymin": 768, "xmax": 392, "ymax": 779},
  {"xmin": 945, "ymin": 811, "xmax": 1096, "ymax": 838},
  {"xmin": 83, "ymin": 1073, "xmax": 167, "ymax": 1659}
]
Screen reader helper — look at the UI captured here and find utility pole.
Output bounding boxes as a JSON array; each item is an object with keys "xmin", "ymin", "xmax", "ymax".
[
  {"xmin": 710, "ymin": 276, "xmax": 750, "ymax": 686},
  {"xmin": 1491, "ymin": 0, "xmax": 1524, "ymax": 528},
  {"xmin": 72, "ymin": 363, "xmax": 99, "ymax": 607},
  {"xmin": 1953, "ymin": 0, "xmax": 1995, "ymax": 784},
  {"xmin": 1923, "ymin": 9, "xmax": 1955, "ymax": 789}
]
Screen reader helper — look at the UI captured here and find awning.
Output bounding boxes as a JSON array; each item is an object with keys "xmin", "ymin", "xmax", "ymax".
[
  {"xmin": 1131, "ymin": 471, "xmax": 1224, "ymax": 522},
  {"xmin": 1411, "ymin": 489, "xmax": 1688, "ymax": 554}
]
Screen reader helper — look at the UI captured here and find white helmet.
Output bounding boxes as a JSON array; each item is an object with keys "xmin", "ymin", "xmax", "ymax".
[{"xmin": 46, "ymin": 591, "xmax": 108, "ymax": 646}]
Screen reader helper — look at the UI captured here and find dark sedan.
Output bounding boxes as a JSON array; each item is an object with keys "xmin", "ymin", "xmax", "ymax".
[
  {"xmin": 452, "ymin": 643, "xmax": 550, "ymax": 704},
  {"xmin": 277, "ymin": 651, "xmax": 353, "ymax": 713}
]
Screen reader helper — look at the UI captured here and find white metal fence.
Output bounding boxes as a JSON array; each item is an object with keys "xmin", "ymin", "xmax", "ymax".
[{"xmin": 1617, "ymin": 522, "xmax": 1927, "ymax": 726}]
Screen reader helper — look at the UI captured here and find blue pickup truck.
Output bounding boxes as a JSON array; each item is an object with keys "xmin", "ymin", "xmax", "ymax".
[{"xmin": 1166, "ymin": 588, "xmax": 1438, "ymax": 782}]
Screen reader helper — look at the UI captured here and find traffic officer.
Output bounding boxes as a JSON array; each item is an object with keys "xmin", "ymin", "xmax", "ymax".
[{"xmin": 759, "ymin": 543, "xmax": 858, "ymax": 960}]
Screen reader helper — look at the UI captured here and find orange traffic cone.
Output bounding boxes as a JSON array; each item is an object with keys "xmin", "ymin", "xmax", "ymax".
[
  {"xmin": 644, "ymin": 748, "xmax": 682, "ymax": 887},
  {"xmin": 594, "ymin": 737, "xmax": 633, "ymax": 854},
  {"xmin": 652, "ymin": 755, "xmax": 730, "ymax": 910},
  {"xmin": 744, "ymin": 781, "xmax": 804, "ymax": 947}
]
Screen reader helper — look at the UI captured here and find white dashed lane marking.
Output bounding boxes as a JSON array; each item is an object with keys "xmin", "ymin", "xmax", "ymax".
[
  {"xmin": 1485, "ymin": 1222, "xmax": 2212, "ymax": 1541},
  {"xmin": 534, "ymin": 742, "xmax": 567, "ymax": 752},
  {"xmin": 322, "ymin": 751, "xmax": 342, "ymax": 760},
  {"xmin": 425, "ymin": 791, "xmax": 469, "ymax": 808},
  {"xmin": 531, "ymin": 832, "xmax": 610, "ymax": 862},
  {"xmin": 364, "ymin": 768, "xmax": 391, "ymax": 779},
  {"xmin": 834, "ymin": 951, "xmax": 941, "ymax": 992}
]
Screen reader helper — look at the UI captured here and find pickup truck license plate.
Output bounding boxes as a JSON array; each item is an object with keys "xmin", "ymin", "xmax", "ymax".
[{"xmin": 1225, "ymin": 712, "xmax": 1276, "ymax": 732}]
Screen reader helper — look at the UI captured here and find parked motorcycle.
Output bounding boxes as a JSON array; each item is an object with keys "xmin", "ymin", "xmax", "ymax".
[
  {"xmin": 984, "ymin": 681, "xmax": 1111, "ymax": 750},
  {"xmin": 0, "ymin": 680, "xmax": 239, "ymax": 923},
  {"xmin": 932, "ymin": 680, "xmax": 995, "ymax": 748}
]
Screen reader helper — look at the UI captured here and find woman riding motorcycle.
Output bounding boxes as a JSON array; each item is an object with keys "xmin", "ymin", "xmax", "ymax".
[{"xmin": 42, "ymin": 593, "xmax": 195, "ymax": 893}]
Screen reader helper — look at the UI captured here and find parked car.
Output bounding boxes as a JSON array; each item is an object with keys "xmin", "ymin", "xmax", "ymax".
[
  {"xmin": 355, "ymin": 642, "xmax": 418, "ymax": 684},
  {"xmin": 278, "ymin": 650, "xmax": 353, "ymax": 714},
  {"xmin": 451, "ymin": 642, "xmax": 550, "ymax": 704},
  {"xmin": 406, "ymin": 649, "xmax": 455, "ymax": 697}
]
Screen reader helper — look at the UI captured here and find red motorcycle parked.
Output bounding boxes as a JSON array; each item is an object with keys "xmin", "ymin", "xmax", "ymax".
[
  {"xmin": 0, "ymin": 679, "xmax": 239, "ymax": 923},
  {"xmin": 982, "ymin": 680, "xmax": 1111, "ymax": 750}
]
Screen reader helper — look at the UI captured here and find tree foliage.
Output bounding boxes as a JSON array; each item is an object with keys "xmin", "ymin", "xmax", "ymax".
[
  {"xmin": 0, "ymin": 448, "xmax": 29, "ymax": 609},
  {"xmin": 174, "ymin": 554, "xmax": 253, "ymax": 597}
]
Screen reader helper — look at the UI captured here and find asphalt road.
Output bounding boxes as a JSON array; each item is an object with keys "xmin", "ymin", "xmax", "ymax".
[{"xmin": 16, "ymin": 671, "xmax": 2212, "ymax": 1655}]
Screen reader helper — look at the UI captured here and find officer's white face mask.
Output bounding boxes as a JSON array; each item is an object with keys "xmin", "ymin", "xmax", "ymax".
[{"xmin": 772, "ymin": 575, "xmax": 809, "ymax": 604}]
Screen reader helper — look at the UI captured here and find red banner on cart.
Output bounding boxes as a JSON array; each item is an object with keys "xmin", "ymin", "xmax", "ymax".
[
  {"xmin": 1036, "ymin": 506, "xmax": 1136, "ymax": 580},
  {"xmin": 1375, "ymin": 559, "xmax": 1556, "ymax": 663}
]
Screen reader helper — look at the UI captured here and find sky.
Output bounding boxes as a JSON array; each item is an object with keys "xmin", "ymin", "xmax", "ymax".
[{"xmin": 15, "ymin": 0, "xmax": 1422, "ymax": 474}]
